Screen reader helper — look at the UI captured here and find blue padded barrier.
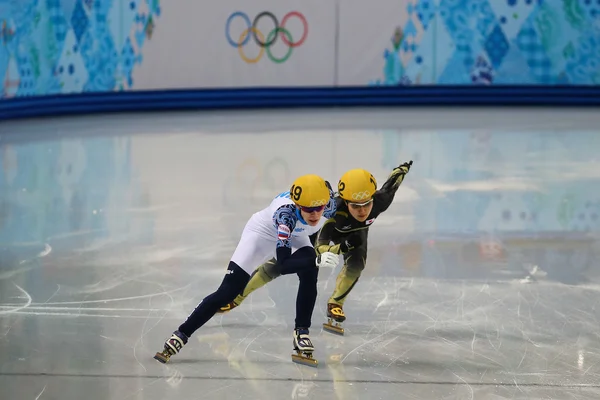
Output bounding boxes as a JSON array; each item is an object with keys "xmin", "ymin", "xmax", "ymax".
[{"xmin": 1, "ymin": 85, "xmax": 599, "ymax": 121}]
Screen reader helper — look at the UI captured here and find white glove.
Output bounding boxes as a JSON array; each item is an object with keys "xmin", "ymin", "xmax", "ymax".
[{"xmin": 316, "ymin": 252, "xmax": 339, "ymax": 269}]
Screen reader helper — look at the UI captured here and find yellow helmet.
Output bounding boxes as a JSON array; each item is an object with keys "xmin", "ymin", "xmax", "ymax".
[
  {"xmin": 289, "ymin": 174, "xmax": 330, "ymax": 208},
  {"xmin": 338, "ymin": 169, "xmax": 377, "ymax": 202}
]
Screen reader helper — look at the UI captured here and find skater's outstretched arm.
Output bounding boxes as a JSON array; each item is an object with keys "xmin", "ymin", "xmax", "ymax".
[
  {"xmin": 374, "ymin": 161, "xmax": 412, "ymax": 213},
  {"xmin": 322, "ymin": 181, "xmax": 337, "ymax": 219}
]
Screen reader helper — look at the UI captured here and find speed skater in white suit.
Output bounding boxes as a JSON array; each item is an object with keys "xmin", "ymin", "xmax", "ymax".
[{"xmin": 154, "ymin": 174, "xmax": 340, "ymax": 366}]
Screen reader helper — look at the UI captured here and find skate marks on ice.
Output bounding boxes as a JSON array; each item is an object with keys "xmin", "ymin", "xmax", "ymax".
[
  {"xmin": 148, "ymin": 275, "xmax": 600, "ymax": 399},
  {"xmin": 0, "ymin": 237, "xmax": 237, "ymax": 320},
  {"xmin": 146, "ymin": 277, "xmax": 600, "ymax": 398},
  {"xmin": 317, "ymin": 277, "xmax": 600, "ymax": 388},
  {"xmin": 0, "ymin": 243, "xmax": 52, "ymax": 281},
  {"xmin": 3, "ymin": 278, "xmax": 600, "ymax": 399}
]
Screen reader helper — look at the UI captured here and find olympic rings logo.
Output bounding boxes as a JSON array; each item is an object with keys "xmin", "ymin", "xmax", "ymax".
[
  {"xmin": 351, "ymin": 191, "xmax": 372, "ymax": 201},
  {"xmin": 225, "ymin": 11, "xmax": 308, "ymax": 64},
  {"xmin": 309, "ymin": 199, "xmax": 327, "ymax": 207}
]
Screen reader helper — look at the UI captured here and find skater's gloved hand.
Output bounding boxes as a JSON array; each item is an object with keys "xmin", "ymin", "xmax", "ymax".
[
  {"xmin": 325, "ymin": 180, "xmax": 339, "ymax": 198},
  {"xmin": 340, "ymin": 233, "xmax": 363, "ymax": 253},
  {"xmin": 316, "ymin": 252, "xmax": 339, "ymax": 269},
  {"xmin": 395, "ymin": 160, "xmax": 413, "ymax": 175}
]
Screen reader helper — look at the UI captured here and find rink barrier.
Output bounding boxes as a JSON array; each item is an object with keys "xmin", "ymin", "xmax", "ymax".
[{"xmin": 2, "ymin": 85, "xmax": 600, "ymax": 120}]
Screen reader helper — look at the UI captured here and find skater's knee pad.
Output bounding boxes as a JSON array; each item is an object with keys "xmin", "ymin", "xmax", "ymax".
[
  {"xmin": 239, "ymin": 264, "xmax": 274, "ymax": 298},
  {"xmin": 261, "ymin": 258, "xmax": 282, "ymax": 280},
  {"xmin": 344, "ymin": 266, "xmax": 363, "ymax": 280},
  {"xmin": 344, "ymin": 251, "xmax": 367, "ymax": 277}
]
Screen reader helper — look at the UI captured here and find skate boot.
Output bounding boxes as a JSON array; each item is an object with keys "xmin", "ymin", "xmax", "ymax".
[
  {"xmin": 154, "ymin": 330, "xmax": 188, "ymax": 364},
  {"xmin": 323, "ymin": 303, "xmax": 345, "ymax": 335},
  {"xmin": 291, "ymin": 328, "xmax": 318, "ymax": 367},
  {"xmin": 216, "ymin": 299, "xmax": 239, "ymax": 314}
]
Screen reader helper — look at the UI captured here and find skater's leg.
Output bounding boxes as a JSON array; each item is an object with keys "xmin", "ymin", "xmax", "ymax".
[
  {"xmin": 329, "ymin": 242, "xmax": 367, "ymax": 308},
  {"xmin": 220, "ymin": 235, "xmax": 316, "ymax": 313},
  {"xmin": 283, "ymin": 241, "xmax": 320, "ymax": 367},
  {"xmin": 291, "ymin": 249, "xmax": 319, "ymax": 368},
  {"xmin": 220, "ymin": 258, "xmax": 282, "ymax": 311},
  {"xmin": 294, "ymin": 247, "xmax": 319, "ymax": 329},
  {"xmin": 154, "ymin": 261, "xmax": 251, "ymax": 363},
  {"xmin": 155, "ymin": 226, "xmax": 275, "ymax": 363},
  {"xmin": 178, "ymin": 261, "xmax": 250, "ymax": 337},
  {"xmin": 291, "ymin": 246, "xmax": 319, "ymax": 366},
  {"xmin": 322, "ymin": 243, "xmax": 366, "ymax": 336}
]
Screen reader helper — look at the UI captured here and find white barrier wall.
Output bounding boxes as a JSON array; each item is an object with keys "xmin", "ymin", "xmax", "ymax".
[{"xmin": 132, "ymin": 0, "xmax": 337, "ymax": 89}]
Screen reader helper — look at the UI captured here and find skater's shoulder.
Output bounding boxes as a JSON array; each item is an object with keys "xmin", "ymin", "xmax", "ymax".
[
  {"xmin": 322, "ymin": 194, "xmax": 339, "ymax": 218},
  {"xmin": 273, "ymin": 203, "xmax": 298, "ymax": 248},
  {"xmin": 272, "ymin": 203, "xmax": 298, "ymax": 227}
]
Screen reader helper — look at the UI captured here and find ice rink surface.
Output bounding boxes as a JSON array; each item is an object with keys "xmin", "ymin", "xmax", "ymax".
[{"xmin": 1, "ymin": 107, "xmax": 600, "ymax": 399}]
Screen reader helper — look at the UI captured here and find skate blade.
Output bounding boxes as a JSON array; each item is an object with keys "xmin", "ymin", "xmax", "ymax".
[
  {"xmin": 154, "ymin": 351, "xmax": 170, "ymax": 364},
  {"xmin": 292, "ymin": 353, "xmax": 318, "ymax": 367},
  {"xmin": 323, "ymin": 322, "xmax": 344, "ymax": 336}
]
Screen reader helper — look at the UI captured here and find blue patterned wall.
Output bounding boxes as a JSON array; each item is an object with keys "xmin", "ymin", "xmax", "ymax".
[
  {"xmin": 0, "ymin": 0, "xmax": 598, "ymax": 101},
  {"xmin": 371, "ymin": 0, "xmax": 600, "ymax": 85},
  {"xmin": 0, "ymin": 0, "xmax": 160, "ymax": 98}
]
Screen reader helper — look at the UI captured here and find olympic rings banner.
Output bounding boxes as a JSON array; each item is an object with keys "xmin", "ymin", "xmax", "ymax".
[
  {"xmin": 224, "ymin": 11, "xmax": 309, "ymax": 65},
  {"xmin": 130, "ymin": 0, "xmax": 337, "ymax": 89},
  {"xmin": 1, "ymin": 0, "xmax": 600, "ymax": 118}
]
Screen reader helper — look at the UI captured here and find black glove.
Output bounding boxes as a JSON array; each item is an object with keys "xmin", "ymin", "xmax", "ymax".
[
  {"xmin": 397, "ymin": 160, "xmax": 413, "ymax": 174},
  {"xmin": 340, "ymin": 233, "xmax": 363, "ymax": 253},
  {"xmin": 325, "ymin": 180, "xmax": 333, "ymax": 191}
]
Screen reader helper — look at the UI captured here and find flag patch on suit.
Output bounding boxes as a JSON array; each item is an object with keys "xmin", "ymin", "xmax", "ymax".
[{"xmin": 277, "ymin": 224, "xmax": 291, "ymax": 240}]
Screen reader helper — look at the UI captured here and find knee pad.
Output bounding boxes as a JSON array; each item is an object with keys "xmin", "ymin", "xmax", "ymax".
[
  {"xmin": 344, "ymin": 251, "xmax": 366, "ymax": 276},
  {"xmin": 261, "ymin": 258, "xmax": 282, "ymax": 279}
]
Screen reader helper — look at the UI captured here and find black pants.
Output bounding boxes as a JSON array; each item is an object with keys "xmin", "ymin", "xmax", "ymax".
[
  {"xmin": 178, "ymin": 247, "xmax": 318, "ymax": 337},
  {"xmin": 290, "ymin": 247, "xmax": 319, "ymax": 329},
  {"xmin": 178, "ymin": 261, "xmax": 250, "ymax": 338}
]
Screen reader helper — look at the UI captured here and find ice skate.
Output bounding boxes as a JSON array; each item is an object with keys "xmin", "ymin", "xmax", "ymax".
[
  {"xmin": 323, "ymin": 303, "xmax": 345, "ymax": 335},
  {"xmin": 154, "ymin": 330, "xmax": 188, "ymax": 364},
  {"xmin": 291, "ymin": 328, "xmax": 318, "ymax": 367}
]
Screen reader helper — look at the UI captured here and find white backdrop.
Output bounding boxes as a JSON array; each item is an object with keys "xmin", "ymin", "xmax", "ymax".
[{"xmin": 132, "ymin": 0, "xmax": 336, "ymax": 89}]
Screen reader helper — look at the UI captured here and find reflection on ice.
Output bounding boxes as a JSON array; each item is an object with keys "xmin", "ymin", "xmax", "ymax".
[{"xmin": 1, "ymin": 109, "xmax": 600, "ymax": 399}]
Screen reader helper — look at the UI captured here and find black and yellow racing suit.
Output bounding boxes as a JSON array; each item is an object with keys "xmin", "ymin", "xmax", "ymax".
[{"xmin": 314, "ymin": 165, "xmax": 410, "ymax": 306}]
